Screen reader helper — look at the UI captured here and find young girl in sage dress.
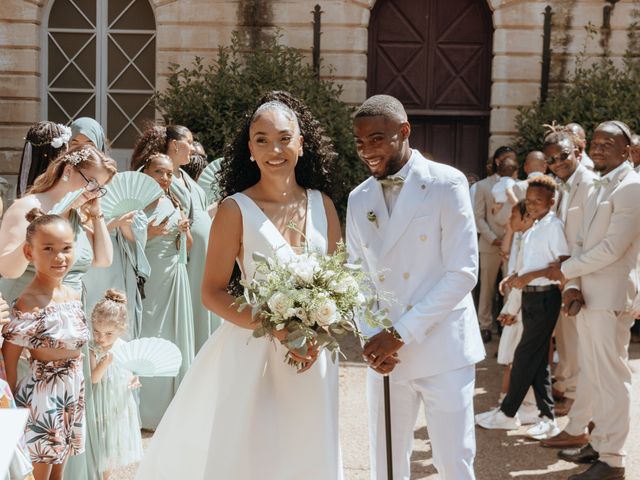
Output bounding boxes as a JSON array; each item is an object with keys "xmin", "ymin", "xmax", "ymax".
[{"xmin": 89, "ymin": 289, "xmax": 142, "ymax": 480}]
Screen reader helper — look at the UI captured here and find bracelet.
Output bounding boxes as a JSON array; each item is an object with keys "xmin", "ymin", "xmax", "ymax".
[
  {"xmin": 89, "ymin": 212, "xmax": 105, "ymax": 220},
  {"xmin": 389, "ymin": 326, "xmax": 404, "ymax": 343}
]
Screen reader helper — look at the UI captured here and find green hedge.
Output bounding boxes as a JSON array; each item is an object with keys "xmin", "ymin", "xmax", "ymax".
[
  {"xmin": 513, "ymin": 56, "xmax": 640, "ymax": 159},
  {"xmin": 155, "ymin": 32, "xmax": 367, "ymax": 218}
]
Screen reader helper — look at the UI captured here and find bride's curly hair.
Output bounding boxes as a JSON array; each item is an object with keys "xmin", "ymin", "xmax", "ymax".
[
  {"xmin": 219, "ymin": 92, "xmax": 338, "ymax": 296},
  {"xmin": 218, "ymin": 91, "xmax": 337, "ymax": 199}
]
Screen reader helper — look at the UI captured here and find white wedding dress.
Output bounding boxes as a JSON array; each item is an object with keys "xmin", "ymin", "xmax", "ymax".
[{"xmin": 135, "ymin": 189, "xmax": 343, "ymax": 480}]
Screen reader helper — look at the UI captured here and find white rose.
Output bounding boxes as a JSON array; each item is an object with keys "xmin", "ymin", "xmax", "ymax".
[
  {"xmin": 334, "ymin": 275, "xmax": 359, "ymax": 294},
  {"xmin": 267, "ymin": 292, "xmax": 292, "ymax": 316},
  {"xmin": 289, "ymin": 260, "xmax": 316, "ymax": 284},
  {"xmin": 311, "ymin": 299, "xmax": 338, "ymax": 326}
]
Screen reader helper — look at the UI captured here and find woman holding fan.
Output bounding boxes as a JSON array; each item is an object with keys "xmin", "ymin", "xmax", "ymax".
[
  {"xmin": 136, "ymin": 153, "xmax": 194, "ymax": 429},
  {"xmin": 131, "ymin": 126, "xmax": 220, "ymax": 353}
]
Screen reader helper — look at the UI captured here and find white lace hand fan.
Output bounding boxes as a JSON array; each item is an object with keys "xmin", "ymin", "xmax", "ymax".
[
  {"xmin": 197, "ymin": 158, "xmax": 222, "ymax": 205},
  {"xmin": 101, "ymin": 172, "xmax": 163, "ymax": 219},
  {"xmin": 48, "ymin": 188, "xmax": 85, "ymax": 215},
  {"xmin": 111, "ymin": 337, "xmax": 182, "ymax": 377}
]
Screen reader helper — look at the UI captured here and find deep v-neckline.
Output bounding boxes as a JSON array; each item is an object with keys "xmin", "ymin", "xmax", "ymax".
[{"xmin": 237, "ymin": 190, "xmax": 311, "ymax": 254}]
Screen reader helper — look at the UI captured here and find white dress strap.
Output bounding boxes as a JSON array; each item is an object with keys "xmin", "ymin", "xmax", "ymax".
[{"xmin": 305, "ymin": 190, "xmax": 328, "ymax": 255}]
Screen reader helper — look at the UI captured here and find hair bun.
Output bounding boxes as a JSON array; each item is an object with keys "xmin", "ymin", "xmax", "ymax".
[
  {"xmin": 104, "ymin": 289, "xmax": 127, "ymax": 304},
  {"xmin": 25, "ymin": 207, "xmax": 47, "ymax": 223}
]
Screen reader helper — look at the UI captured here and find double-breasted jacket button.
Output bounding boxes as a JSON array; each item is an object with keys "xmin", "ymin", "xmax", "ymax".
[
  {"xmin": 403, "ymin": 272, "xmax": 410, "ymax": 280},
  {"xmin": 420, "ymin": 234, "xmax": 427, "ymax": 242},
  {"xmin": 378, "ymin": 274, "xmax": 385, "ymax": 282}
]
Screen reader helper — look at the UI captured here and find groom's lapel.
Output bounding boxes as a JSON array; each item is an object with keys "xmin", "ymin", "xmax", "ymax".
[
  {"xmin": 362, "ymin": 179, "xmax": 389, "ymax": 239},
  {"xmin": 379, "ymin": 160, "xmax": 431, "ymax": 258}
]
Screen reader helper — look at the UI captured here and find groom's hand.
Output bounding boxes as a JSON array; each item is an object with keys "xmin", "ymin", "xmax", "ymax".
[{"xmin": 363, "ymin": 330, "xmax": 404, "ymax": 372}]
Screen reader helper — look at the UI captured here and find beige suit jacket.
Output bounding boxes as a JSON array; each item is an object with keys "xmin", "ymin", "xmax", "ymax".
[
  {"xmin": 556, "ymin": 164, "xmax": 597, "ymax": 249},
  {"xmin": 562, "ymin": 163, "xmax": 640, "ymax": 311},
  {"xmin": 473, "ymin": 174, "xmax": 505, "ymax": 253}
]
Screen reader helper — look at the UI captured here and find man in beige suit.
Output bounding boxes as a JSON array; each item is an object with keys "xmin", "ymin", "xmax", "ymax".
[
  {"xmin": 538, "ymin": 131, "xmax": 596, "ymax": 445},
  {"xmin": 548, "ymin": 121, "xmax": 640, "ymax": 480},
  {"xmin": 474, "ymin": 146, "xmax": 517, "ymax": 342}
]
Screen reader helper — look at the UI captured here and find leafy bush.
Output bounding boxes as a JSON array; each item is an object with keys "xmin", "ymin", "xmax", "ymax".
[
  {"xmin": 155, "ymin": 32, "xmax": 367, "ymax": 218},
  {"xmin": 513, "ymin": 33, "xmax": 640, "ymax": 159}
]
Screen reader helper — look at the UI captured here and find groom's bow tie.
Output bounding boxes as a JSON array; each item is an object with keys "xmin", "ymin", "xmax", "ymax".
[
  {"xmin": 593, "ymin": 177, "xmax": 610, "ymax": 189},
  {"xmin": 378, "ymin": 176, "xmax": 405, "ymax": 187},
  {"xmin": 557, "ymin": 181, "xmax": 570, "ymax": 193}
]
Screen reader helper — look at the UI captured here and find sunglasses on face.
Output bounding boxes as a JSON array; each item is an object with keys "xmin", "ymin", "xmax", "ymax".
[
  {"xmin": 545, "ymin": 151, "xmax": 572, "ymax": 165},
  {"xmin": 75, "ymin": 167, "xmax": 107, "ymax": 198}
]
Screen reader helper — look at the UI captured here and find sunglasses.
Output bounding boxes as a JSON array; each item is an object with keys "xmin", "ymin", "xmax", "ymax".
[
  {"xmin": 545, "ymin": 151, "xmax": 572, "ymax": 165},
  {"xmin": 75, "ymin": 167, "xmax": 107, "ymax": 198}
]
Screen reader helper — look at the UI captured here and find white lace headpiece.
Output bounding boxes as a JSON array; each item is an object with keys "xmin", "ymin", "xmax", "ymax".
[{"xmin": 63, "ymin": 145, "xmax": 93, "ymax": 166}]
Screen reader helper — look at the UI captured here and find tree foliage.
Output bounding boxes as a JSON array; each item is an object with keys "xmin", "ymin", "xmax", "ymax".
[
  {"xmin": 513, "ymin": 24, "xmax": 640, "ymax": 158},
  {"xmin": 155, "ymin": 32, "xmax": 366, "ymax": 217}
]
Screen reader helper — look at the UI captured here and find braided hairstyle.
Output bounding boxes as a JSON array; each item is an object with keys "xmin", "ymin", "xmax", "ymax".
[{"xmin": 18, "ymin": 122, "xmax": 70, "ymax": 197}]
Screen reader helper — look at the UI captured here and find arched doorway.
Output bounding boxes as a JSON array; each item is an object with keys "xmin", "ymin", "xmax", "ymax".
[
  {"xmin": 368, "ymin": 0, "xmax": 493, "ymax": 175},
  {"xmin": 43, "ymin": 0, "xmax": 156, "ymax": 168}
]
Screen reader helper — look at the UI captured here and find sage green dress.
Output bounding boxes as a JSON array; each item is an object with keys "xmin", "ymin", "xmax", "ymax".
[
  {"xmin": 171, "ymin": 171, "xmax": 221, "ymax": 352},
  {"xmin": 139, "ymin": 195, "xmax": 195, "ymax": 429},
  {"xmin": 83, "ymin": 212, "xmax": 150, "ymax": 340},
  {"xmin": 0, "ymin": 209, "xmax": 101, "ymax": 480}
]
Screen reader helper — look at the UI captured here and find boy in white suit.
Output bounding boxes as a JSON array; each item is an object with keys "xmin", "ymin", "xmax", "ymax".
[{"xmin": 346, "ymin": 95, "xmax": 485, "ymax": 480}]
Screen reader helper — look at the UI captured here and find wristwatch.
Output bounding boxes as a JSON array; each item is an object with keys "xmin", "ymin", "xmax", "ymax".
[{"xmin": 89, "ymin": 211, "xmax": 105, "ymax": 220}]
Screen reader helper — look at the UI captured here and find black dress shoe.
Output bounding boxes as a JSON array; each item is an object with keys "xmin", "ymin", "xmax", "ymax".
[
  {"xmin": 558, "ymin": 443, "xmax": 599, "ymax": 464},
  {"xmin": 481, "ymin": 328, "xmax": 492, "ymax": 343},
  {"xmin": 568, "ymin": 461, "xmax": 625, "ymax": 479}
]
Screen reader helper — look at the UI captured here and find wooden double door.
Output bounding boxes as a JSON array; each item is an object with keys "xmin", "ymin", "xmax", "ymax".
[{"xmin": 368, "ymin": 0, "xmax": 493, "ymax": 176}]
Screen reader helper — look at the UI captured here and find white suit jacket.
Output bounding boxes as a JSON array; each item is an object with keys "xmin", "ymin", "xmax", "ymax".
[
  {"xmin": 346, "ymin": 150, "xmax": 485, "ymax": 381},
  {"xmin": 562, "ymin": 163, "xmax": 640, "ymax": 311}
]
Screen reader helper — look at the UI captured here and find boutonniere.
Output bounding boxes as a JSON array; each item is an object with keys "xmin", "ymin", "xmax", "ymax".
[{"xmin": 367, "ymin": 210, "xmax": 378, "ymax": 228}]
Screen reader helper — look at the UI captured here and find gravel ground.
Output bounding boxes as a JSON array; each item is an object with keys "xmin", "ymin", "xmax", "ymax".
[{"xmin": 112, "ymin": 336, "xmax": 640, "ymax": 480}]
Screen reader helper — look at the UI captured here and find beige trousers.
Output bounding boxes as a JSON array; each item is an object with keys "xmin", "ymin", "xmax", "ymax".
[
  {"xmin": 553, "ymin": 312, "xmax": 579, "ymax": 399},
  {"xmin": 478, "ymin": 251, "xmax": 502, "ymax": 330},
  {"xmin": 565, "ymin": 309, "xmax": 634, "ymax": 468}
]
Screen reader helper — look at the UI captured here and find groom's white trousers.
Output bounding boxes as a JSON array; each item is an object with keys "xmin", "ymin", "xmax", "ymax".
[{"xmin": 367, "ymin": 365, "xmax": 476, "ymax": 480}]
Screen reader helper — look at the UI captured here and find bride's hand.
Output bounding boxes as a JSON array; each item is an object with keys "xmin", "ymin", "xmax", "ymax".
[{"xmin": 290, "ymin": 340, "xmax": 320, "ymax": 374}]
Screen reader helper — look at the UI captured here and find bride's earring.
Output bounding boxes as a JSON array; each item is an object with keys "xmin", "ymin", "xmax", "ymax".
[
  {"xmin": 250, "ymin": 156, "xmax": 255, "ymax": 162},
  {"xmin": 299, "ymin": 150, "xmax": 303, "ymax": 158},
  {"xmin": 62, "ymin": 175, "xmax": 69, "ymax": 182}
]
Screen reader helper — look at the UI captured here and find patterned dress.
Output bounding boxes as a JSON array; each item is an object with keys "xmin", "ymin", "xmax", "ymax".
[
  {"xmin": 2, "ymin": 301, "xmax": 89, "ymax": 464},
  {"xmin": 90, "ymin": 339, "xmax": 142, "ymax": 472}
]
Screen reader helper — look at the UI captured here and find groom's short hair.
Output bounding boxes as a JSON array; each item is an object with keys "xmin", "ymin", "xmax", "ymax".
[{"xmin": 355, "ymin": 95, "xmax": 408, "ymax": 123}]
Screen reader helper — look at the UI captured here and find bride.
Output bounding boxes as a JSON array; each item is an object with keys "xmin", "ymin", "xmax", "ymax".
[{"xmin": 135, "ymin": 92, "xmax": 343, "ymax": 479}]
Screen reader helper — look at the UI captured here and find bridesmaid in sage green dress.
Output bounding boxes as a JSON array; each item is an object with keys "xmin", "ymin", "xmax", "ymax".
[
  {"xmin": 0, "ymin": 145, "xmax": 117, "ymax": 480},
  {"xmin": 131, "ymin": 125, "xmax": 221, "ymax": 353},
  {"xmin": 137, "ymin": 153, "xmax": 195, "ymax": 429}
]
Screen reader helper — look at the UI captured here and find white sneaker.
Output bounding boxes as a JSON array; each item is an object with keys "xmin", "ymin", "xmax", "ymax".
[
  {"xmin": 475, "ymin": 407, "xmax": 499, "ymax": 424},
  {"xmin": 477, "ymin": 409, "xmax": 521, "ymax": 430},
  {"xmin": 526, "ymin": 417, "xmax": 560, "ymax": 440},
  {"xmin": 518, "ymin": 403, "xmax": 541, "ymax": 425}
]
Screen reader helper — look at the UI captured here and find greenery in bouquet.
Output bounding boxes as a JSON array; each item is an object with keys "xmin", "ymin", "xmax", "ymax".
[{"xmin": 235, "ymin": 241, "xmax": 391, "ymax": 367}]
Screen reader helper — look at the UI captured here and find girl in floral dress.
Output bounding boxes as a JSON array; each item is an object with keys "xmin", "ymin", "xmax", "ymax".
[
  {"xmin": 89, "ymin": 289, "xmax": 142, "ymax": 480},
  {"xmin": 1, "ymin": 209, "xmax": 89, "ymax": 480}
]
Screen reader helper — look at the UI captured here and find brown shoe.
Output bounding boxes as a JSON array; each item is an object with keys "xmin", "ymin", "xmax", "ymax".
[
  {"xmin": 568, "ymin": 460, "xmax": 625, "ymax": 479},
  {"xmin": 540, "ymin": 430, "xmax": 589, "ymax": 448},
  {"xmin": 555, "ymin": 397, "xmax": 574, "ymax": 416}
]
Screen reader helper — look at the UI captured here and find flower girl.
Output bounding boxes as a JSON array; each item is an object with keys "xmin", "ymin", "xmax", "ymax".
[
  {"xmin": 89, "ymin": 289, "xmax": 142, "ymax": 479},
  {"xmin": 1, "ymin": 209, "xmax": 88, "ymax": 480}
]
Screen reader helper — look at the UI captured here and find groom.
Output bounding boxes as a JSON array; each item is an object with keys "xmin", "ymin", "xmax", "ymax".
[{"xmin": 346, "ymin": 95, "xmax": 485, "ymax": 480}]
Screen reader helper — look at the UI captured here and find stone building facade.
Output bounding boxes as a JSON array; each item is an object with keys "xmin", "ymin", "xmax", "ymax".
[{"xmin": 1, "ymin": 0, "xmax": 638, "ymax": 198}]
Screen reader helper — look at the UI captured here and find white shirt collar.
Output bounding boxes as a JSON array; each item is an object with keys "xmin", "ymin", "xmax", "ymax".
[
  {"xmin": 527, "ymin": 171, "xmax": 543, "ymax": 179},
  {"xmin": 602, "ymin": 161, "xmax": 628, "ymax": 181},
  {"xmin": 391, "ymin": 153, "xmax": 415, "ymax": 180},
  {"xmin": 563, "ymin": 167, "xmax": 579, "ymax": 188}
]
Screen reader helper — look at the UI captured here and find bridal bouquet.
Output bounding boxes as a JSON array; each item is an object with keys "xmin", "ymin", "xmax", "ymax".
[{"xmin": 236, "ymin": 242, "xmax": 390, "ymax": 367}]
